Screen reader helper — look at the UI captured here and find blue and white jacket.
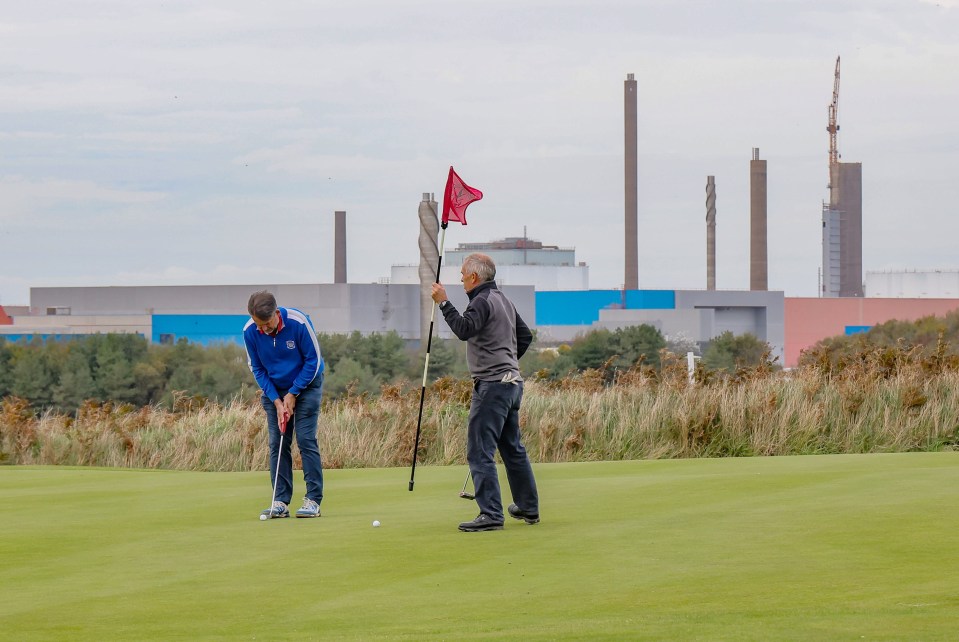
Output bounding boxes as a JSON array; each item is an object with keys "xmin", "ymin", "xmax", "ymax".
[{"xmin": 243, "ymin": 307, "xmax": 324, "ymax": 402}]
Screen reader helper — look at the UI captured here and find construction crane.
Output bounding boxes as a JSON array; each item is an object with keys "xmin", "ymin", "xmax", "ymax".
[{"xmin": 826, "ymin": 56, "xmax": 841, "ymax": 189}]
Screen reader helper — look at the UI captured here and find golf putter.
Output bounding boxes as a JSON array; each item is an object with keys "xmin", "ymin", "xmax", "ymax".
[
  {"xmin": 264, "ymin": 408, "xmax": 290, "ymax": 520},
  {"xmin": 265, "ymin": 432, "xmax": 284, "ymax": 518},
  {"xmin": 459, "ymin": 470, "xmax": 475, "ymax": 500}
]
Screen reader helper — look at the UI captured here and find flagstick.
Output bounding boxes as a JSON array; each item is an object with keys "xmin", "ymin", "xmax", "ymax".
[{"xmin": 409, "ymin": 223, "xmax": 448, "ymax": 491}]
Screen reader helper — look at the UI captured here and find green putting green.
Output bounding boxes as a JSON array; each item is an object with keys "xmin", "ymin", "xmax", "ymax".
[{"xmin": 1, "ymin": 453, "xmax": 958, "ymax": 639}]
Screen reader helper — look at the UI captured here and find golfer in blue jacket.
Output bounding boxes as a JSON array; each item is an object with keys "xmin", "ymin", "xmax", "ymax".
[{"xmin": 244, "ymin": 291, "xmax": 325, "ymax": 519}]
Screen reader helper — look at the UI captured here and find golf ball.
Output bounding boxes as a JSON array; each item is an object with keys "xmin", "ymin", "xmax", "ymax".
[
  {"xmin": 372, "ymin": 520, "xmax": 381, "ymax": 527},
  {"xmin": 260, "ymin": 514, "xmax": 268, "ymax": 521}
]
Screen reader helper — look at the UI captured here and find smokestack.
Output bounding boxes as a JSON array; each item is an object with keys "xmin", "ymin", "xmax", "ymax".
[
  {"xmin": 418, "ymin": 192, "xmax": 439, "ymax": 343},
  {"xmin": 624, "ymin": 73, "xmax": 638, "ymax": 290},
  {"xmin": 334, "ymin": 210, "xmax": 347, "ymax": 284},
  {"xmin": 706, "ymin": 176, "xmax": 716, "ymax": 290},
  {"xmin": 749, "ymin": 148, "xmax": 767, "ymax": 291}
]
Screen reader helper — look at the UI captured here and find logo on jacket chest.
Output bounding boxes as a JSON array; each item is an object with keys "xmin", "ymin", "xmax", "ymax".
[{"xmin": 286, "ymin": 340, "xmax": 296, "ymax": 349}]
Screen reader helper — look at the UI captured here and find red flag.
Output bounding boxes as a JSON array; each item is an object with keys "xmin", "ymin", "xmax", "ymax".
[{"xmin": 442, "ymin": 166, "xmax": 483, "ymax": 225}]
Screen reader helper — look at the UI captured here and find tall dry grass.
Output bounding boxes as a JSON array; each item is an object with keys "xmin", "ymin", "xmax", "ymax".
[{"xmin": 2, "ymin": 346, "xmax": 958, "ymax": 471}]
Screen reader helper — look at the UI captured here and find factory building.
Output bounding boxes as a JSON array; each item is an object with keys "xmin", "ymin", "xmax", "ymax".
[
  {"xmin": 8, "ymin": 285, "xmax": 959, "ymax": 370},
  {"xmin": 391, "ymin": 236, "xmax": 589, "ymax": 291},
  {"xmin": 865, "ymin": 270, "xmax": 959, "ymax": 299},
  {"xmin": 1, "ymin": 283, "xmax": 785, "ymax": 364},
  {"xmin": 4, "ymin": 283, "xmax": 531, "ymax": 345}
]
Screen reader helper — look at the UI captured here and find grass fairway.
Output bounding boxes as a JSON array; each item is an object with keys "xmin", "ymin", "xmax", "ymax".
[{"xmin": 2, "ymin": 454, "xmax": 958, "ymax": 640}]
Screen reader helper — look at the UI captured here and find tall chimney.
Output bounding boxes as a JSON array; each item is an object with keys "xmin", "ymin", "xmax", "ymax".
[
  {"xmin": 418, "ymin": 192, "xmax": 439, "ymax": 343},
  {"xmin": 624, "ymin": 73, "xmax": 638, "ymax": 290},
  {"xmin": 706, "ymin": 176, "xmax": 716, "ymax": 290},
  {"xmin": 334, "ymin": 210, "xmax": 347, "ymax": 284},
  {"xmin": 749, "ymin": 148, "xmax": 768, "ymax": 291}
]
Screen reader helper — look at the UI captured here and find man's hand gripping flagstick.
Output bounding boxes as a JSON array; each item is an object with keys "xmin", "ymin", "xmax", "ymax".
[{"xmin": 408, "ymin": 166, "xmax": 483, "ymax": 492}]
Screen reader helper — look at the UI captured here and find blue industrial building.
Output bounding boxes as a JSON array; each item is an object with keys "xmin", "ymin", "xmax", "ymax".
[
  {"xmin": 152, "ymin": 314, "xmax": 250, "ymax": 346},
  {"xmin": 536, "ymin": 290, "xmax": 676, "ymax": 325}
]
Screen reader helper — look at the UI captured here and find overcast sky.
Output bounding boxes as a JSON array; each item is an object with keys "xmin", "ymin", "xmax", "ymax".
[{"xmin": 2, "ymin": 0, "xmax": 957, "ymax": 305}]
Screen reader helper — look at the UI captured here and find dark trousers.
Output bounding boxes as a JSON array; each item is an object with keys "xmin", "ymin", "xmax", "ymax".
[
  {"xmin": 467, "ymin": 380, "xmax": 539, "ymax": 522},
  {"xmin": 261, "ymin": 374, "xmax": 324, "ymax": 505}
]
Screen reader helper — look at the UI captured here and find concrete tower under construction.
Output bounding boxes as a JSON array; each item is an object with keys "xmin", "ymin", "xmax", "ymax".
[
  {"xmin": 826, "ymin": 163, "xmax": 864, "ymax": 297},
  {"xmin": 821, "ymin": 56, "xmax": 863, "ymax": 298}
]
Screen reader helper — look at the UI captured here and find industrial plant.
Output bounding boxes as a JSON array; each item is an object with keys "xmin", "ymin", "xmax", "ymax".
[{"xmin": 2, "ymin": 61, "xmax": 958, "ymax": 369}]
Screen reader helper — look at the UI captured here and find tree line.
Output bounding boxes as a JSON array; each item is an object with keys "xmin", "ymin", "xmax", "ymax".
[
  {"xmin": 0, "ymin": 325, "xmax": 774, "ymax": 413},
  {"xmin": 0, "ymin": 334, "xmax": 256, "ymax": 412}
]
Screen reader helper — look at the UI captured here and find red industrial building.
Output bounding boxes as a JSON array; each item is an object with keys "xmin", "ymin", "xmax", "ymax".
[{"xmin": 784, "ymin": 298, "xmax": 959, "ymax": 368}]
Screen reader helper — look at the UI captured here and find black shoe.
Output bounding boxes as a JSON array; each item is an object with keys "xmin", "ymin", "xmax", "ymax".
[
  {"xmin": 458, "ymin": 514, "xmax": 504, "ymax": 532},
  {"xmin": 508, "ymin": 503, "xmax": 540, "ymax": 525}
]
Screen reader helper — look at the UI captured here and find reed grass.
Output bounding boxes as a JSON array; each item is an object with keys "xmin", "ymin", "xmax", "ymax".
[{"xmin": 3, "ymin": 347, "xmax": 958, "ymax": 471}]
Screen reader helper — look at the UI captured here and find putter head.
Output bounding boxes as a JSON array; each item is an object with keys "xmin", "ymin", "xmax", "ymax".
[{"xmin": 459, "ymin": 491, "xmax": 475, "ymax": 501}]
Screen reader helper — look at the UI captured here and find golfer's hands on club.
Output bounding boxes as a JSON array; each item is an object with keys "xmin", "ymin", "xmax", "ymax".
[
  {"xmin": 274, "ymin": 396, "xmax": 295, "ymax": 434},
  {"xmin": 431, "ymin": 283, "xmax": 448, "ymax": 305}
]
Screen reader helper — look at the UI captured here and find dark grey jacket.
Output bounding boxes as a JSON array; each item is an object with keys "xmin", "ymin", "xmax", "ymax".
[{"xmin": 440, "ymin": 281, "xmax": 533, "ymax": 382}]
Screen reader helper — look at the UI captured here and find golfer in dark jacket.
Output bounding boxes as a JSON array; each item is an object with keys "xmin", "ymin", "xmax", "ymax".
[{"xmin": 431, "ymin": 253, "xmax": 540, "ymax": 532}]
